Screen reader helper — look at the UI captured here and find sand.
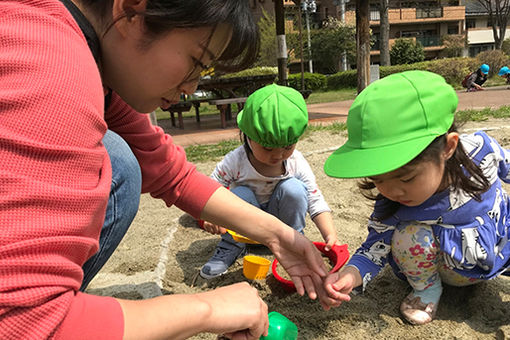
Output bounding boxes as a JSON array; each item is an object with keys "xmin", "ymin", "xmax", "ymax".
[{"xmin": 87, "ymin": 118, "xmax": 510, "ymax": 339}]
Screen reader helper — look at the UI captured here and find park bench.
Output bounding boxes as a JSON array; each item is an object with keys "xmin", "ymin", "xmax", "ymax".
[
  {"xmin": 208, "ymin": 97, "xmax": 247, "ymax": 129},
  {"xmin": 164, "ymin": 101, "xmax": 192, "ymax": 129}
]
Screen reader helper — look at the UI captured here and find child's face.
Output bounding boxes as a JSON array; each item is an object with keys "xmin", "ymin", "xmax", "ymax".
[
  {"xmin": 368, "ymin": 161, "xmax": 445, "ymax": 206},
  {"xmin": 368, "ymin": 132, "xmax": 459, "ymax": 207},
  {"xmin": 249, "ymin": 140, "xmax": 296, "ymax": 166}
]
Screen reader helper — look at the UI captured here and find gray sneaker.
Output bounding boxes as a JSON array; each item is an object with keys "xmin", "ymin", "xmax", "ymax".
[{"xmin": 200, "ymin": 234, "xmax": 246, "ymax": 279}]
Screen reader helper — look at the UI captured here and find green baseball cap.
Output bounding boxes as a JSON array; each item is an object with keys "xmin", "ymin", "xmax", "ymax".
[
  {"xmin": 237, "ymin": 84, "xmax": 308, "ymax": 148},
  {"xmin": 324, "ymin": 70, "xmax": 457, "ymax": 178}
]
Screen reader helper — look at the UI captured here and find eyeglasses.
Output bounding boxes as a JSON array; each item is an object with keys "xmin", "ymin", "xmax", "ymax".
[
  {"xmin": 182, "ymin": 58, "xmax": 211, "ymax": 84},
  {"xmin": 179, "ymin": 27, "xmax": 217, "ymax": 86}
]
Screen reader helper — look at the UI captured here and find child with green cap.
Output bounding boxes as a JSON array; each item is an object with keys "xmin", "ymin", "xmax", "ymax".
[
  {"xmin": 322, "ymin": 70, "xmax": 510, "ymax": 325},
  {"xmin": 200, "ymin": 84, "xmax": 339, "ymax": 279}
]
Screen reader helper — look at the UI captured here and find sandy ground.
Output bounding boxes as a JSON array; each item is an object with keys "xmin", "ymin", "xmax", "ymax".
[{"xmin": 87, "ymin": 118, "xmax": 510, "ymax": 339}]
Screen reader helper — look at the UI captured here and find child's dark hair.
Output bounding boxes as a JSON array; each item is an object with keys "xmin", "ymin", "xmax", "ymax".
[
  {"xmin": 241, "ymin": 131, "xmax": 252, "ymax": 155},
  {"xmin": 81, "ymin": 0, "xmax": 259, "ymax": 71},
  {"xmin": 359, "ymin": 123, "xmax": 491, "ymax": 221}
]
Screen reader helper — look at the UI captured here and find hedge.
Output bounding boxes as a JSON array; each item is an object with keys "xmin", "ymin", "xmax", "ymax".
[
  {"xmin": 287, "ymin": 72, "xmax": 327, "ymax": 91},
  {"xmin": 326, "ymin": 57, "xmax": 480, "ymax": 90}
]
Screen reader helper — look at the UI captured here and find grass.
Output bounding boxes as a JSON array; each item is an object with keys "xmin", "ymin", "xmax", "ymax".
[
  {"xmin": 456, "ymin": 105, "xmax": 510, "ymax": 123},
  {"xmin": 185, "ymin": 139, "xmax": 242, "ymax": 163},
  {"xmin": 304, "ymin": 88, "xmax": 357, "ymax": 104}
]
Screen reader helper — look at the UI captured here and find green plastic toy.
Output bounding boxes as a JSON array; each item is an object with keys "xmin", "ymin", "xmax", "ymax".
[{"xmin": 260, "ymin": 311, "xmax": 298, "ymax": 340}]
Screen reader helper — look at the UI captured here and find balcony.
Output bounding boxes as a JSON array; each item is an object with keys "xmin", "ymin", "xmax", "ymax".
[
  {"xmin": 346, "ymin": 6, "xmax": 465, "ymax": 25},
  {"xmin": 370, "ymin": 36, "xmax": 443, "ymax": 55},
  {"xmin": 416, "ymin": 7, "xmax": 442, "ymax": 19},
  {"xmin": 416, "ymin": 35, "xmax": 441, "ymax": 47}
]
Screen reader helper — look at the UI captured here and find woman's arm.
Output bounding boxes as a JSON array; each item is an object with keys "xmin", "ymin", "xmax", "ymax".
[
  {"xmin": 118, "ymin": 282, "xmax": 268, "ymax": 340},
  {"xmin": 200, "ymin": 186, "xmax": 341, "ymax": 309}
]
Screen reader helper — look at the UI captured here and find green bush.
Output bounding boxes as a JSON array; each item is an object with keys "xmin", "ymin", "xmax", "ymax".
[
  {"xmin": 325, "ymin": 70, "xmax": 357, "ymax": 89},
  {"xmin": 390, "ymin": 38, "xmax": 425, "ymax": 65},
  {"xmin": 220, "ymin": 66, "xmax": 278, "ymax": 79},
  {"xmin": 476, "ymin": 50, "xmax": 510, "ymax": 77},
  {"xmin": 502, "ymin": 38, "xmax": 510, "ymax": 56},
  {"xmin": 287, "ymin": 72, "xmax": 327, "ymax": 91},
  {"xmin": 326, "ymin": 57, "xmax": 480, "ymax": 90},
  {"xmin": 427, "ymin": 57, "xmax": 478, "ymax": 86}
]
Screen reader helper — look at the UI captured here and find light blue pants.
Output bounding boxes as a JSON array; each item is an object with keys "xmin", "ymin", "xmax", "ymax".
[
  {"xmin": 231, "ymin": 177, "xmax": 308, "ymax": 234},
  {"xmin": 80, "ymin": 130, "xmax": 142, "ymax": 290}
]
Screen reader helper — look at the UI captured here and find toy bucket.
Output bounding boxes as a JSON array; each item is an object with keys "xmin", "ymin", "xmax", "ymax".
[
  {"xmin": 272, "ymin": 242, "xmax": 349, "ymax": 292},
  {"xmin": 243, "ymin": 255, "xmax": 271, "ymax": 280}
]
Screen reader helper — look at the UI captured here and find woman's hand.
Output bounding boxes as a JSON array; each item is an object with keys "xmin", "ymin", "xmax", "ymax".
[
  {"xmin": 200, "ymin": 282, "xmax": 269, "ymax": 339},
  {"xmin": 265, "ymin": 229, "xmax": 346, "ymax": 310},
  {"xmin": 118, "ymin": 282, "xmax": 268, "ymax": 340},
  {"xmin": 200, "ymin": 187, "xmax": 335, "ymax": 308}
]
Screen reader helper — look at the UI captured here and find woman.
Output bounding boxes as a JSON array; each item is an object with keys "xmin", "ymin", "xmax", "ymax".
[{"xmin": 0, "ymin": 0, "xmax": 334, "ymax": 339}]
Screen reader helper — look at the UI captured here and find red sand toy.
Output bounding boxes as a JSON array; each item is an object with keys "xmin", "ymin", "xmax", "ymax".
[{"xmin": 271, "ymin": 242, "xmax": 349, "ymax": 292}]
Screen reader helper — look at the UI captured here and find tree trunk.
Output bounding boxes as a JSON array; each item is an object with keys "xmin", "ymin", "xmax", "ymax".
[
  {"xmin": 356, "ymin": 0, "xmax": 370, "ymax": 93},
  {"xmin": 379, "ymin": 0, "xmax": 390, "ymax": 66}
]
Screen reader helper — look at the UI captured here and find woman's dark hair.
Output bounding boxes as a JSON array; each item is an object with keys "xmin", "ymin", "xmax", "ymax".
[
  {"xmin": 359, "ymin": 123, "xmax": 491, "ymax": 221},
  {"xmin": 81, "ymin": 0, "xmax": 259, "ymax": 71}
]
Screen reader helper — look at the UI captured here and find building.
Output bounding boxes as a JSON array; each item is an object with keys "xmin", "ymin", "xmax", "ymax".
[
  {"xmin": 464, "ymin": 0, "xmax": 510, "ymax": 57},
  {"xmin": 250, "ymin": 0, "xmax": 468, "ymax": 68},
  {"xmin": 344, "ymin": 0, "xmax": 465, "ymax": 64}
]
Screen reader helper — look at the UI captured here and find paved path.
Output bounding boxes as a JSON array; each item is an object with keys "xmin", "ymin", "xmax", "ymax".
[{"xmin": 165, "ymin": 85, "xmax": 509, "ymax": 147}]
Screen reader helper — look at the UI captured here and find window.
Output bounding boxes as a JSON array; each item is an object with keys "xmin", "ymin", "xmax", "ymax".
[
  {"xmin": 448, "ymin": 24, "xmax": 458, "ymax": 35},
  {"xmin": 466, "ymin": 19, "xmax": 476, "ymax": 29}
]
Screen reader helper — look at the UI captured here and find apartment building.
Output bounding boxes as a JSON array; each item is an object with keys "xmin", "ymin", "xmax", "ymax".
[
  {"xmin": 344, "ymin": 0, "xmax": 465, "ymax": 64},
  {"xmin": 464, "ymin": 1, "xmax": 510, "ymax": 57}
]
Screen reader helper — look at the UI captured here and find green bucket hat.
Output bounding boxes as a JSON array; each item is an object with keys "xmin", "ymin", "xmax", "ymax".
[
  {"xmin": 237, "ymin": 84, "xmax": 308, "ymax": 148},
  {"xmin": 324, "ymin": 70, "xmax": 457, "ymax": 178}
]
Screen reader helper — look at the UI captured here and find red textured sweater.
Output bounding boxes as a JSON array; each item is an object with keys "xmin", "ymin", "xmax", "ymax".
[{"xmin": 0, "ymin": 1, "xmax": 220, "ymax": 338}]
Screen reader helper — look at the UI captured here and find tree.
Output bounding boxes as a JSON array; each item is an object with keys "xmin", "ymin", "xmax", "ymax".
[
  {"xmin": 309, "ymin": 18, "xmax": 356, "ymax": 74},
  {"xmin": 379, "ymin": 0, "xmax": 390, "ymax": 66},
  {"xmin": 472, "ymin": 0, "xmax": 510, "ymax": 50},
  {"xmin": 440, "ymin": 34, "xmax": 466, "ymax": 58},
  {"xmin": 255, "ymin": 9, "xmax": 278, "ymax": 67},
  {"xmin": 502, "ymin": 37, "xmax": 510, "ymax": 55},
  {"xmin": 356, "ymin": 0, "xmax": 370, "ymax": 93},
  {"xmin": 390, "ymin": 38, "xmax": 425, "ymax": 65}
]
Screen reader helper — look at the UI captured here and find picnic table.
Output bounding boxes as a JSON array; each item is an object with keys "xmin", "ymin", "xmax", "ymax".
[{"xmin": 162, "ymin": 74, "xmax": 276, "ymax": 129}]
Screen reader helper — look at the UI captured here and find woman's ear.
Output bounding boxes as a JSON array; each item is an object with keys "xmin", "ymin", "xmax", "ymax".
[
  {"xmin": 443, "ymin": 132, "xmax": 459, "ymax": 161},
  {"xmin": 111, "ymin": 0, "xmax": 147, "ymax": 37}
]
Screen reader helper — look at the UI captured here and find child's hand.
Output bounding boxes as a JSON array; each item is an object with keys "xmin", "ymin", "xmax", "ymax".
[
  {"xmin": 323, "ymin": 266, "xmax": 361, "ymax": 306},
  {"xmin": 202, "ymin": 221, "xmax": 227, "ymax": 235},
  {"xmin": 323, "ymin": 235, "xmax": 340, "ymax": 252}
]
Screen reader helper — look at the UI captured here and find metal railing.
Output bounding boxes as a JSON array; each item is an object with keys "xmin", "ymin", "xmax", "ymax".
[
  {"xmin": 416, "ymin": 7, "xmax": 443, "ymax": 19},
  {"xmin": 416, "ymin": 35, "xmax": 441, "ymax": 47}
]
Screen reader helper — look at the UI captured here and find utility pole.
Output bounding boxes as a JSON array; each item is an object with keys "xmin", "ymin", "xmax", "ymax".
[
  {"xmin": 274, "ymin": 0, "xmax": 288, "ymax": 85},
  {"xmin": 306, "ymin": 1, "xmax": 316, "ymax": 73},
  {"xmin": 301, "ymin": 0, "xmax": 316, "ymax": 73}
]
